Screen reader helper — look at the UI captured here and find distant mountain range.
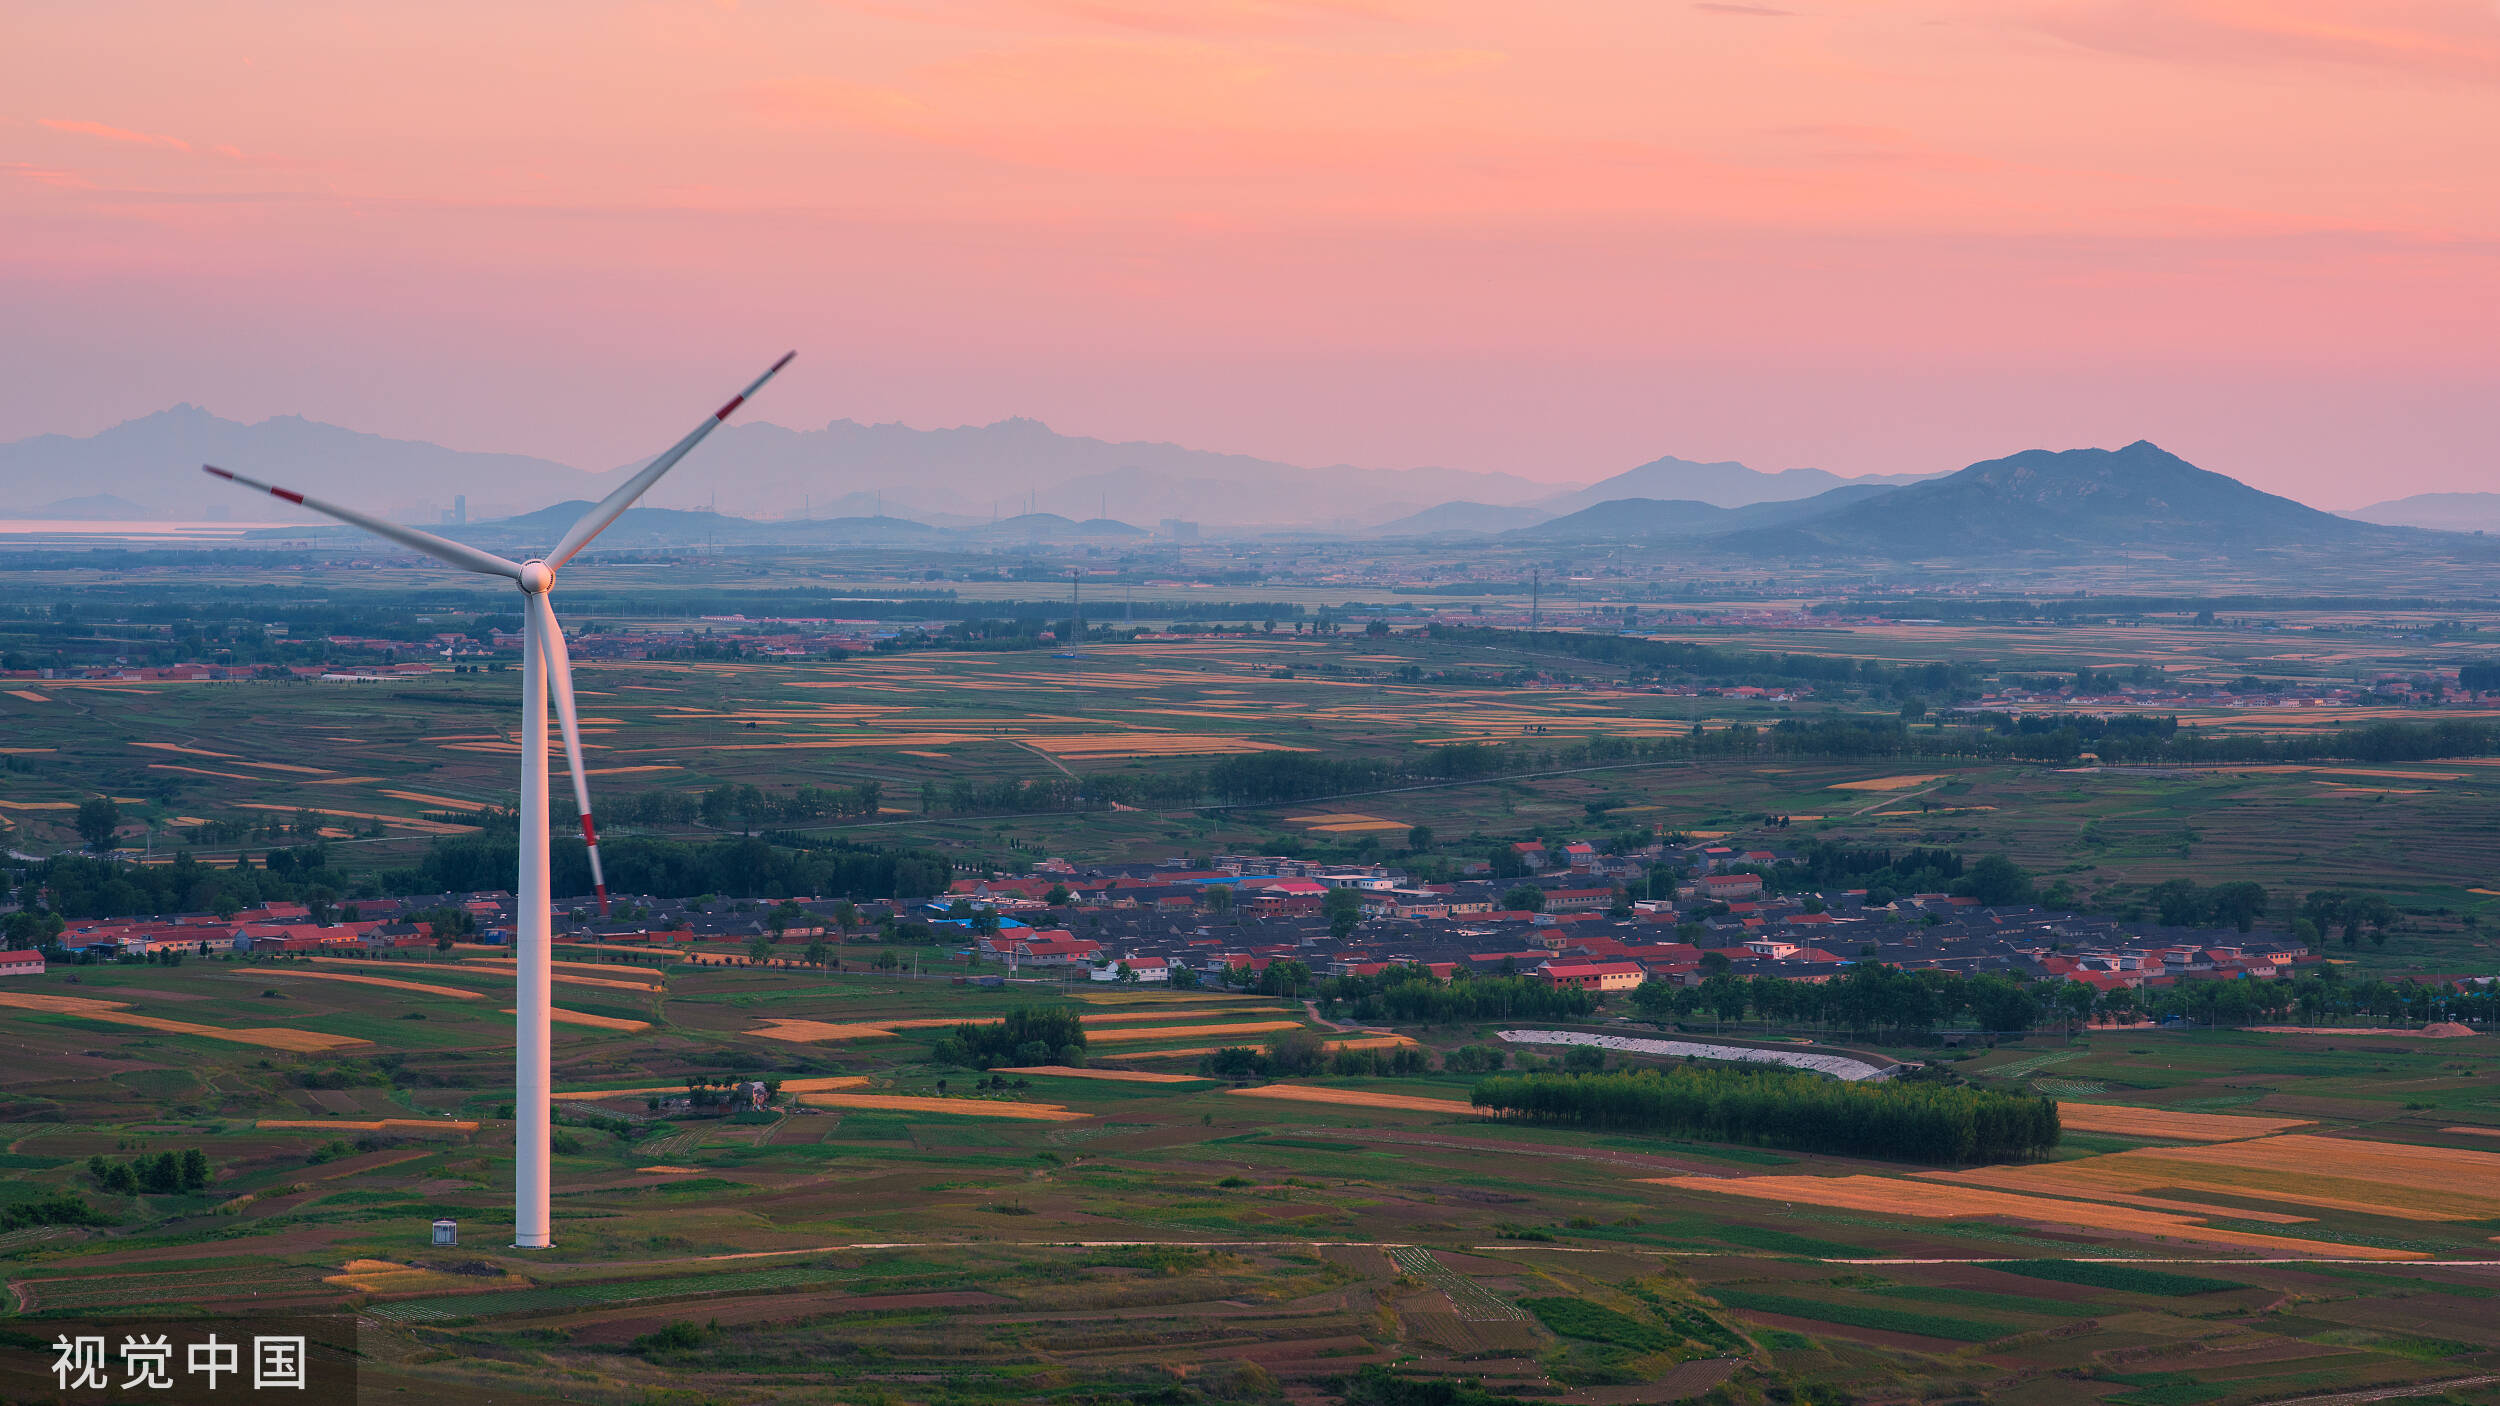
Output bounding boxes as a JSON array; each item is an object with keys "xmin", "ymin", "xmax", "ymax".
[
  {"xmin": 1470, "ymin": 441, "xmax": 2435, "ymax": 559},
  {"xmin": 2, "ymin": 405, "xmax": 1933, "ymax": 532},
  {"xmin": 1514, "ymin": 484, "xmax": 1901, "ymax": 542},
  {"xmin": 253, "ymin": 501, "xmax": 1173, "ymax": 550},
  {"xmin": 1529, "ymin": 455, "xmax": 1935, "ymax": 515},
  {"xmin": 2340, "ymin": 492, "xmax": 2500, "ymax": 534},
  {"xmin": 0, "ymin": 405, "xmax": 614, "ymax": 524},
  {"xmin": 5, "ymin": 410, "xmax": 2438, "ymax": 559},
  {"xmin": 1724, "ymin": 440, "xmax": 2400, "ymax": 555}
]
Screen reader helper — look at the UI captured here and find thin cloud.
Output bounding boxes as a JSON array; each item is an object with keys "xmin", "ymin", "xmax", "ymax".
[
  {"xmin": 1694, "ymin": 2, "xmax": 1798, "ymax": 15},
  {"xmin": 2027, "ymin": 0, "xmax": 2500, "ymax": 86},
  {"xmin": 39, "ymin": 118, "xmax": 191, "ymax": 151}
]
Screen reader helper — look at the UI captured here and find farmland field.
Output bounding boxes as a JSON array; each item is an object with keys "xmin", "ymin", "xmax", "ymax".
[
  {"xmin": 9, "ymin": 620, "xmax": 2500, "ymax": 968},
  {"xmin": 8, "ymin": 574, "xmax": 2500, "ymax": 1403},
  {"xmin": 1, "ymin": 946, "xmax": 2499, "ymax": 1405}
]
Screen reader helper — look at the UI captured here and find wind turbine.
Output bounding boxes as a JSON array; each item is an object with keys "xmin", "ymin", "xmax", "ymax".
[{"xmin": 203, "ymin": 352, "xmax": 793, "ymax": 1249}]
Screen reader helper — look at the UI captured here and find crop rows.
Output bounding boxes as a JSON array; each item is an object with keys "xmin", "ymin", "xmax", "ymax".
[
  {"xmin": 366, "ymin": 1262, "xmax": 851, "ymax": 1323},
  {"xmin": 1384, "ymin": 1245, "xmax": 1529, "ymax": 1323}
]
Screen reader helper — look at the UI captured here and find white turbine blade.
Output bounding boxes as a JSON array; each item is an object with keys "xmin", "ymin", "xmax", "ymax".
[
  {"xmin": 532, "ymin": 592, "xmax": 608, "ymax": 916},
  {"xmin": 202, "ymin": 465, "xmax": 525, "ymax": 580},
  {"xmin": 545, "ymin": 351, "xmax": 794, "ymax": 570}
]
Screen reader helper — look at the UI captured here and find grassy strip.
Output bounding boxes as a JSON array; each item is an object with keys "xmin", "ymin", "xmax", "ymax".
[
  {"xmin": 1982, "ymin": 1260, "xmax": 2247, "ymax": 1296},
  {"xmin": 367, "ymin": 1261, "xmax": 853, "ymax": 1323},
  {"xmin": 1711, "ymin": 1289, "xmax": 2008, "ymax": 1342}
]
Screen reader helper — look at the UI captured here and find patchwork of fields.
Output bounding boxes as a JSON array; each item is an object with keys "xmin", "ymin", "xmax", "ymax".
[{"xmin": 0, "ymin": 952, "xmax": 2497, "ymax": 1404}]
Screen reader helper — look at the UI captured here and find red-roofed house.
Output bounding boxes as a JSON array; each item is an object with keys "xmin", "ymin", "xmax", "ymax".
[{"xmin": 1536, "ymin": 959, "xmax": 1645, "ymax": 992}]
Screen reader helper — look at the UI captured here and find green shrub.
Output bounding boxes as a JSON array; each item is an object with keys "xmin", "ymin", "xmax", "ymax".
[
  {"xmin": 0, "ymin": 1194, "xmax": 115, "ymax": 1231},
  {"xmin": 930, "ymin": 1007, "xmax": 1087, "ymax": 1069},
  {"xmin": 1519, "ymin": 1297, "xmax": 1674, "ymax": 1352}
]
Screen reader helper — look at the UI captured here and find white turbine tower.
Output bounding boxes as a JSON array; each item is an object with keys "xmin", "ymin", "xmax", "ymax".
[{"xmin": 203, "ymin": 352, "xmax": 792, "ymax": 1248}]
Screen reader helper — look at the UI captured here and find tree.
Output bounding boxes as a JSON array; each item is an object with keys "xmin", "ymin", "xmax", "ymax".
[
  {"xmin": 1202, "ymin": 884, "xmax": 1233, "ymax": 917},
  {"xmin": 832, "ymin": 900, "xmax": 861, "ymax": 933},
  {"xmin": 1257, "ymin": 959, "xmax": 1313, "ymax": 998},
  {"xmin": 75, "ymin": 797, "xmax": 121, "ymax": 852},
  {"xmin": 1630, "ymin": 977, "xmax": 1679, "ymax": 1025},
  {"xmin": 804, "ymin": 936, "xmax": 831, "ymax": 968},
  {"xmin": 1322, "ymin": 886, "xmax": 1364, "ymax": 940},
  {"xmin": 767, "ymin": 900, "xmax": 807, "ymax": 937},
  {"xmin": 1956, "ymin": 854, "xmax": 2034, "ymax": 906},
  {"xmin": 4, "ymin": 911, "xmax": 63, "ymax": 950},
  {"xmin": 1044, "ymin": 883, "xmax": 1072, "ymax": 907},
  {"xmin": 1500, "ymin": 884, "xmax": 1545, "ymax": 913},
  {"xmin": 1407, "ymin": 825, "xmax": 1434, "ymax": 853},
  {"xmin": 747, "ymin": 931, "xmax": 774, "ymax": 964}
]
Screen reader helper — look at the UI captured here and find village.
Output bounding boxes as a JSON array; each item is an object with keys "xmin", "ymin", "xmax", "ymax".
[{"xmin": 20, "ymin": 831, "xmax": 2334, "ymax": 1024}]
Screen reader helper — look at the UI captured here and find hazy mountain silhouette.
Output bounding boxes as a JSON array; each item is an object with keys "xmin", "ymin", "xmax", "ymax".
[
  {"xmin": 0, "ymin": 405, "xmax": 616, "ymax": 521},
  {"xmin": 2340, "ymin": 492, "xmax": 2500, "ymax": 534},
  {"xmin": 614, "ymin": 416, "xmax": 1554, "ymax": 527},
  {"xmin": 9, "ymin": 493, "xmax": 158, "ymax": 520},
  {"xmin": 1371, "ymin": 500, "xmax": 1556, "ymax": 536},
  {"xmin": 1717, "ymin": 441, "xmax": 2408, "ymax": 555},
  {"xmin": 1517, "ymin": 483, "xmax": 1902, "ymax": 542},
  {"xmin": 1533, "ymin": 454, "xmax": 1931, "ymax": 514},
  {"xmin": 1, "ymin": 406, "xmax": 1561, "ymax": 529}
]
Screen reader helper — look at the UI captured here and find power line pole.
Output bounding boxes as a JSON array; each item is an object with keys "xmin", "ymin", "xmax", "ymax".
[{"xmin": 1530, "ymin": 569, "xmax": 1541, "ymax": 640}]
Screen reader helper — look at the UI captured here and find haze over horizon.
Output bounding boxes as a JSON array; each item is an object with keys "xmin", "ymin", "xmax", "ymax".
[{"xmin": 7, "ymin": 1, "xmax": 2496, "ymax": 508}]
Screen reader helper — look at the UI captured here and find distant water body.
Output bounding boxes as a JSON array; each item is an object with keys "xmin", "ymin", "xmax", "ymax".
[{"xmin": 0, "ymin": 520, "xmax": 300, "ymax": 543}]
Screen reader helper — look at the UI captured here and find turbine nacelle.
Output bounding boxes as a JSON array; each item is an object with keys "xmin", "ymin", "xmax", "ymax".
[{"xmin": 518, "ymin": 559, "xmax": 554, "ymax": 595}]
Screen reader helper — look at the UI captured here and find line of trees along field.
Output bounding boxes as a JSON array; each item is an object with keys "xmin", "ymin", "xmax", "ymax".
[
  {"xmin": 1469, "ymin": 1066, "xmax": 2061, "ymax": 1164},
  {"xmin": 11, "ymin": 833, "xmax": 951, "ymax": 924},
  {"xmin": 1310, "ymin": 966, "xmax": 1599, "ymax": 1024}
]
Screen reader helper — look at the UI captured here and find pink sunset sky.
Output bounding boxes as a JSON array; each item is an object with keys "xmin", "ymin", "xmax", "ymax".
[{"xmin": 3, "ymin": 0, "xmax": 2495, "ymax": 506}]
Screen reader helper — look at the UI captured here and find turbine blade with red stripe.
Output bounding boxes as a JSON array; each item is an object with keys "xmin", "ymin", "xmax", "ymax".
[
  {"xmin": 201, "ymin": 465, "xmax": 526, "ymax": 580},
  {"xmin": 545, "ymin": 351, "xmax": 794, "ymax": 571},
  {"xmin": 532, "ymin": 592, "xmax": 608, "ymax": 916}
]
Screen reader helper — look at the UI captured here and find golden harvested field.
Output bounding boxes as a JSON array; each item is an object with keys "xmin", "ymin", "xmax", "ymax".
[
  {"xmin": 458, "ymin": 960, "xmax": 663, "ymax": 992},
  {"xmin": 2446, "ymin": 1126, "xmax": 2500, "ymax": 1138},
  {"xmin": 256, "ymin": 969, "xmax": 487, "ymax": 1000},
  {"xmin": 1924, "ymin": 1134, "xmax": 2500, "ymax": 1222},
  {"xmin": 516, "ymin": 1007, "xmax": 651, "ymax": 1032},
  {"xmin": 747, "ymin": 1019, "xmax": 904, "ymax": 1043},
  {"xmin": 0, "ymin": 990, "xmax": 369, "ymax": 1051},
  {"xmin": 2053, "ymin": 1102, "xmax": 2314, "ymax": 1141},
  {"xmin": 795, "ymin": 1091, "xmax": 1087, "ymax": 1121},
  {"xmin": 325, "ymin": 1260, "xmax": 529, "ymax": 1294},
  {"xmin": 993, "ymin": 1066, "xmax": 1213, "ymax": 1083},
  {"xmin": 1828, "ymin": 774, "xmax": 1945, "ymax": 791},
  {"xmin": 1226, "ymin": 1084, "xmax": 1476, "ymax": 1115},
  {"xmin": 1086, "ymin": 1020, "xmax": 1309, "ymax": 1043},
  {"xmin": 257, "ymin": 1119, "xmax": 479, "ymax": 1133},
  {"xmin": 1654, "ymin": 1174, "xmax": 2426, "ymax": 1259},
  {"xmin": 1077, "ymin": 1008, "xmax": 1265, "ymax": 1025}
]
